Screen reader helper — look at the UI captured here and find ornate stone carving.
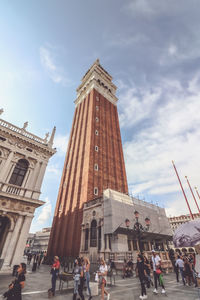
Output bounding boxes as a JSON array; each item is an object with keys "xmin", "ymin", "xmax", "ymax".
[
  {"xmin": 22, "ymin": 122, "xmax": 28, "ymax": 130},
  {"xmin": 8, "ymin": 138, "xmax": 17, "ymax": 146}
]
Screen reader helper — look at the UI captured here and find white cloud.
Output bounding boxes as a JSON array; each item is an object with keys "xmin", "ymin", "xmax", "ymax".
[
  {"xmin": 119, "ymin": 73, "xmax": 200, "ymax": 216},
  {"xmin": 54, "ymin": 133, "xmax": 69, "ymax": 155},
  {"xmin": 47, "ymin": 164, "xmax": 62, "ymax": 176},
  {"xmin": 168, "ymin": 44, "xmax": 177, "ymax": 56},
  {"xmin": 37, "ymin": 197, "xmax": 52, "ymax": 224},
  {"xmin": 40, "ymin": 45, "xmax": 71, "ymax": 86},
  {"xmin": 106, "ymin": 33, "xmax": 149, "ymax": 48},
  {"xmin": 119, "ymin": 86, "xmax": 161, "ymax": 128},
  {"xmin": 165, "ymin": 195, "xmax": 198, "ymax": 217}
]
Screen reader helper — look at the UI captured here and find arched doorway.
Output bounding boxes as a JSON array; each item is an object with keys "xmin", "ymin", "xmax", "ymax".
[{"xmin": 0, "ymin": 216, "xmax": 11, "ymax": 257}]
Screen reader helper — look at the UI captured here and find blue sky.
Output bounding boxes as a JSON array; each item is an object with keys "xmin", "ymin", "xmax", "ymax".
[{"xmin": 1, "ymin": 0, "xmax": 200, "ymax": 232}]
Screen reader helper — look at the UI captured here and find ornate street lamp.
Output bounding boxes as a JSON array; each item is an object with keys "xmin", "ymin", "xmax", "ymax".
[{"xmin": 125, "ymin": 211, "xmax": 150, "ymax": 253}]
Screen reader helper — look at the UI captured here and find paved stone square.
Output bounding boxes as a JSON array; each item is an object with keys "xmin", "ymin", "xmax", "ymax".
[{"xmin": 0, "ymin": 264, "xmax": 199, "ymax": 300}]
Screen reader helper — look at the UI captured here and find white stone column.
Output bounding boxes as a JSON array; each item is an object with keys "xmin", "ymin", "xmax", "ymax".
[
  {"xmin": 28, "ymin": 161, "xmax": 40, "ymax": 190},
  {"xmin": 11, "ymin": 215, "xmax": 33, "ymax": 266},
  {"xmin": 2, "ymin": 215, "xmax": 23, "ymax": 268},
  {"xmin": 80, "ymin": 227, "xmax": 85, "ymax": 252},
  {"xmin": 101, "ymin": 225, "xmax": 105, "ymax": 251},
  {"xmin": 105, "ymin": 234, "xmax": 110, "ymax": 251},
  {"xmin": 21, "ymin": 166, "xmax": 32, "ymax": 189},
  {"xmin": 1, "ymin": 230, "xmax": 13, "ymax": 259},
  {"xmin": 0, "ymin": 151, "xmax": 14, "ymax": 182},
  {"xmin": 34, "ymin": 161, "xmax": 47, "ymax": 191}
]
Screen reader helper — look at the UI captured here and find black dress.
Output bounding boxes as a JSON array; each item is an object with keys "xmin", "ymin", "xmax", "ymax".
[
  {"xmin": 3, "ymin": 273, "xmax": 25, "ymax": 300},
  {"xmin": 137, "ymin": 261, "xmax": 147, "ymax": 296}
]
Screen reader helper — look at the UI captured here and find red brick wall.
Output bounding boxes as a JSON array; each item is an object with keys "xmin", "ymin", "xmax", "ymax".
[{"xmin": 48, "ymin": 88, "xmax": 128, "ymax": 257}]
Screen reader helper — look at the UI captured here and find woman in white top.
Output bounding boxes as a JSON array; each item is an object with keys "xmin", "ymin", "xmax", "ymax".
[{"xmin": 98, "ymin": 258, "xmax": 110, "ymax": 300}]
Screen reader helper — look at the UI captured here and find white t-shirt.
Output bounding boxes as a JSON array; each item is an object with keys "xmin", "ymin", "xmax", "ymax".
[
  {"xmin": 99, "ymin": 264, "xmax": 108, "ymax": 281},
  {"xmin": 175, "ymin": 258, "xmax": 184, "ymax": 269},
  {"xmin": 152, "ymin": 255, "xmax": 161, "ymax": 271}
]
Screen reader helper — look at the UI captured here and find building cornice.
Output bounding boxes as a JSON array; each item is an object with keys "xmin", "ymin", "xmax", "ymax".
[
  {"xmin": 0, "ymin": 122, "xmax": 56, "ymax": 157},
  {"xmin": 0, "ymin": 191, "xmax": 45, "ymax": 208}
]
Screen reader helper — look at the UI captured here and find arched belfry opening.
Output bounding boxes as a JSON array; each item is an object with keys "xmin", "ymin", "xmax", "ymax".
[
  {"xmin": 0, "ymin": 216, "xmax": 11, "ymax": 257},
  {"xmin": 9, "ymin": 159, "xmax": 29, "ymax": 186}
]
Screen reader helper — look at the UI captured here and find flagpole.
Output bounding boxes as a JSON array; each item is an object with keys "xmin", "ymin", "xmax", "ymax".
[
  {"xmin": 185, "ymin": 177, "xmax": 200, "ymax": 214},
  {"xmin": 172, "ymin": 161, "xmax": 194, "ymax": 220}
]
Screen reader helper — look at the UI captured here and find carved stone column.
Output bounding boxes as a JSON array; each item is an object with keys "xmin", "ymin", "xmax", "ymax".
[
  {"xmin": 35, "ymin": 161, "xmax": 48, "ymax": 191},
  {"xmin": 28, "ymin": 161, "xmax": 40, "ymax": 190},
  {"xmin": 2, "ymin": 215, "xmax": 23, "ymax": 268},
  {"xmin": 100, "ymin": 224, "xmax": 105, "ymax": 252},
  {"xmin": 1, "ymin": 229, "xmax": 13, "ymax": 260},
  {"xmin": 0, "ymin": 151, "xmax": 14, "ymax": 182},
  {"xmin": 12, "ymin": 215, "xmax": 33, "ymax": 266},
  {"xmin": 80, "ymin": 225, "xmax": 85, "ymax": 252}
]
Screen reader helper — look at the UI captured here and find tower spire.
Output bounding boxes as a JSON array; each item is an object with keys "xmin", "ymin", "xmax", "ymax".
[{"xmin": 48, "ymin": 126, "xmax": 56, "ymax": 147}]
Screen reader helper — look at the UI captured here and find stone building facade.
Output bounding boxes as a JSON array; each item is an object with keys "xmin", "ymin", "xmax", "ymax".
[
  {"xmin": 80, "ymin": 189, "xmax": 172, "ymax": 263},
  {"xmin": 168, "ymin": 213, "xmax": 200, "ymax": 233},
  {"xmin": 0, "ymin": 112, "xmax": 56, "ymax": 270},
  {"xmin": 25, "ymin": 227, "xmax": 51, "ymax": 253},
  {"xmin": 48, "ymin": 59, "xmax": 128, "ymax": 258}
]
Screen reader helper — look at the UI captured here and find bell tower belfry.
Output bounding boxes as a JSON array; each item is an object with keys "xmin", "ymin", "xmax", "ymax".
[{"xmin": 48, "ymin": 59, "xmax": 128, "ymax": 257}]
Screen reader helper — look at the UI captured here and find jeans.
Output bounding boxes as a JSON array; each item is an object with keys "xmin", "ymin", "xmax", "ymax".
[
  {"xmin": 74, "ymin": 279, "xmax": 79, "ymax": 294},
  {"xmin": 174, "ymin": 265, "xmax": 179, "ymax": 282},
  {"xmin": 153, "ymin": 271, "xmax": 165, "ymax": 289},
  {"xmin": 85, "ymin": 271, "xmax": 91, "ymax": 296},
  {"xmin": 179, "ymin": 267, "xmax": 185, "ymax": 285},
  {"xmin": 78, "ymin": 277, "xmax": 85, "ymax": 300},
  {"xmin": 139, "ymin": 276, "xmax": 146, "ymax": 296},
  {"xmin": 51, "ymin": 273, "xmax": 57, "ymax": 295}
]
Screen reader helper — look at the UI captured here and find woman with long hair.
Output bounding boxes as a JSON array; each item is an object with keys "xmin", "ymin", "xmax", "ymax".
[
  {"xmin": 98, "ymin": 258, "xmax": 110, "ymax": 300},
  {"xmin": 136, "ymin": 254, "xmax": 147, "ymax": 300},
  {"xmin": 73, "ymin": 257, "xmax": 85, "ymax": 300},
  {"xmin": 143, "ymin": 255, "xmax": 153, "ymax": 288},
  {"xmin": 84, "ymin": 257, "xmax": 92, "ymax": 300},
  {"xmin": 3, "ymin": 263, "xmax": 26, "ymax": 300}
]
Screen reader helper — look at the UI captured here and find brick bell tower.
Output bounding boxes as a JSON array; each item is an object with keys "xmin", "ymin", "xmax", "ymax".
[{"xmin": 48, "ymin": 59, "xmax": 128, "ymax": 257}]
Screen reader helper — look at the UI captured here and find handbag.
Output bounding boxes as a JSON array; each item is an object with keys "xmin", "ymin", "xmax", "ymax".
[{"xmin": 95, "ymin": 273, "xmax": 99, "ymax": 282}]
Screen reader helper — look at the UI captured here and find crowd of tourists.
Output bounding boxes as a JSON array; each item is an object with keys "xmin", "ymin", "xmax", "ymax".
[
  {"xmin": 26, "ymin": 251, "xmax": 47, "ymax": 271},
  {"xmin": 3, "ymin": 248, "xmax": 200, "ymax": 300},
  {"xmin": 134, "ymin": 250, "xmax": 166, "ymax": 300},
  {"xmin": 48, "ymin": 255, "xmax": 110, "ymax": 300},
  {"xmin": 173, "ymin": 251, "xmax": 199, "ymax": 286}
]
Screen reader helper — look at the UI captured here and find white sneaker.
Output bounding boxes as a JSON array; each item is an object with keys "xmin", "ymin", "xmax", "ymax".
[
  {"xmin": 143, "ymin": 295, "xmax": 148, "ymax": 299},
  {"xmin": 153, "ymin": 288, "xmax": 158, "ymax": 294},
  {"xmin": 161, "ymin": 289, "xmax": 166, "ymax": 294},
  {"xmin": 107, "ymin": 293, "xmax": 110, "ymax": 300},
  {"xmin": 139, "ymin": 296, "xmax": 144, "ymax": 300}
]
